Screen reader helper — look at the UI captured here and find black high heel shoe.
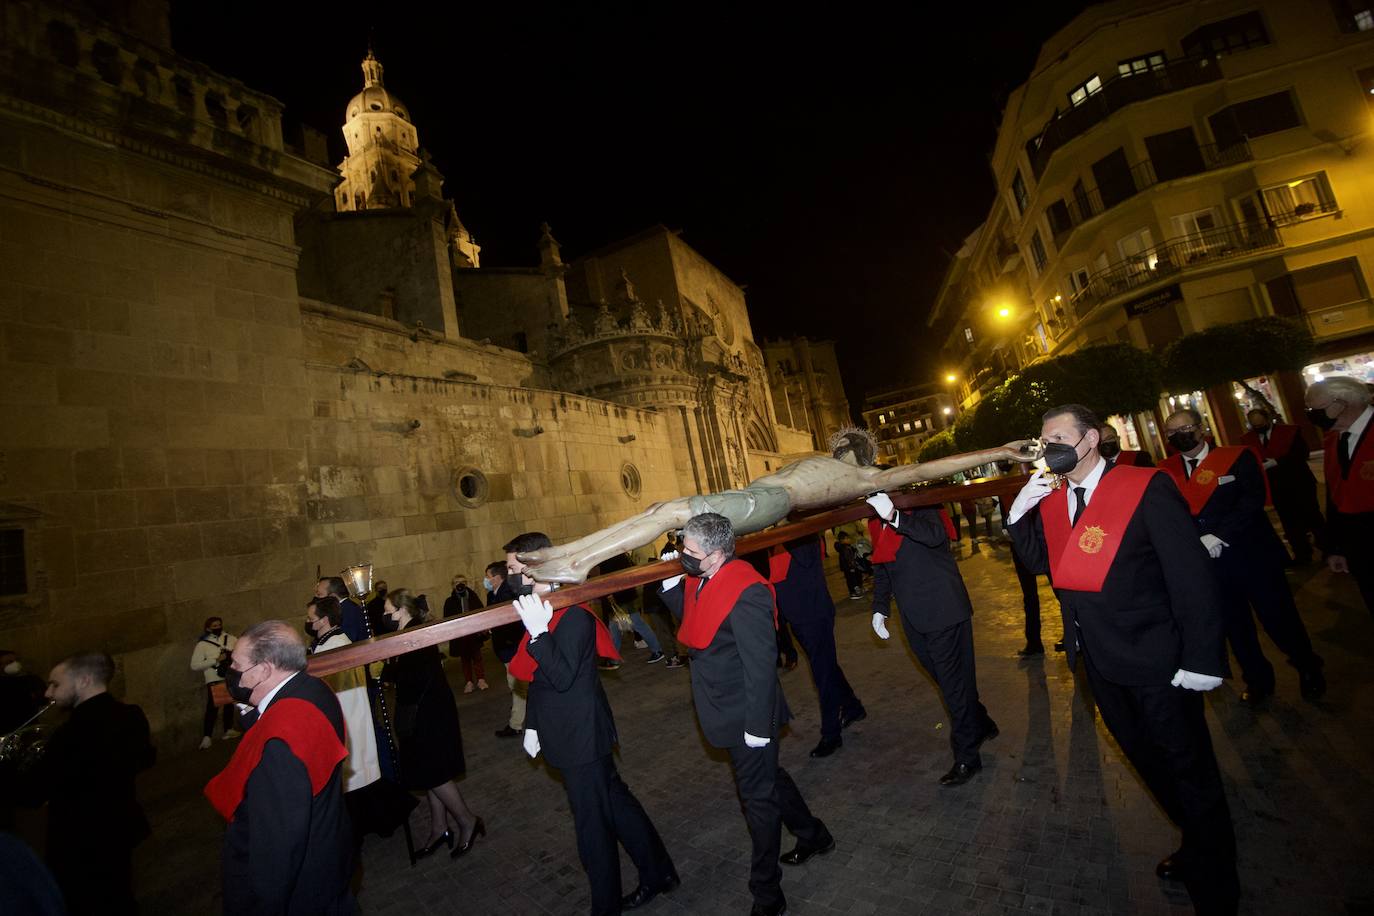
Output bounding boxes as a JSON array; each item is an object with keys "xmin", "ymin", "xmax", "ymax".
[
  {"xmin": 415, "ymin": 829, "xmax": 453, "ymax": 859},
  {"xmin": 452, "ymin": 817, "xmax": 486, "ymax": 858}
]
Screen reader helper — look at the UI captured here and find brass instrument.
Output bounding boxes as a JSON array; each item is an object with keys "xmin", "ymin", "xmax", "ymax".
[{"xmin": 0, "ymin": 700, "xmax": 54, "ymax": 775}]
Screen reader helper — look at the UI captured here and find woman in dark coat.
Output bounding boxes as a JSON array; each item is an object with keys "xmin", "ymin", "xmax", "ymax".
[
  {"xmin": 380, "ymin": 589, "xmax": 485, "ymax": 859},
  {"xmin": 443, "ymin": 575, "xmax": 488, "ymax": 692}
]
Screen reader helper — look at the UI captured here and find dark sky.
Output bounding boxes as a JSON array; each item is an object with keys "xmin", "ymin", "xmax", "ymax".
[{"xmin": 171, "ymin": 1, "xmax": 1090, "ymax": 412}]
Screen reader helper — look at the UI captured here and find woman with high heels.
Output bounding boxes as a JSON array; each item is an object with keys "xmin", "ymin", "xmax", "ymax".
[{"xmin": 379, "ymin": 589, "xmax": 485, "ymax": 859}]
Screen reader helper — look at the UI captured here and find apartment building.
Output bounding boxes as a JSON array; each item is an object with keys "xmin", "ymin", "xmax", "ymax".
[
  {"xmin": 932, "ymin": 0, "xmax": 1374, "ymax": 451},
  {"xmin": 861, "ymin": 383, "xmax": 956, "ymax": 465}
]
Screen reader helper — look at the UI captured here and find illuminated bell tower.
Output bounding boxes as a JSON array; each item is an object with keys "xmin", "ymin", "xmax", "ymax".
[{"xmin": 334, "ymin": 51, "xmax": 422, "ymax": 211}]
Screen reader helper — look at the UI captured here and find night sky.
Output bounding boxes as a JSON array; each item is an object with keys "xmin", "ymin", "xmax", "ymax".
[{"xmin": 171, "ymin": 1, "xmax": 1090, "ymax": 412}]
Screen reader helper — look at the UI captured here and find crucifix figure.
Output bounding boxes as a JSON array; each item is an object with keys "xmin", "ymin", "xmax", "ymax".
[{"xmin": 520, "ymin": 428, "xmax": 1041, "ymax": 583}]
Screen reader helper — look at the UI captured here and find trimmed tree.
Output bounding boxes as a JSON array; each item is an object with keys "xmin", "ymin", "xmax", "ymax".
[
  {"xmin": 1160, "ymin": 316, "xmax": 1314, "ymax": 416},
  {"xmin": 917, "ymin": 428, "xmax": 958, "ymax": 463}
]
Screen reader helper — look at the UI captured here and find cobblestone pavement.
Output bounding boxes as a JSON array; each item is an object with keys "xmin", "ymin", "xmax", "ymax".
[{"xmin": 121, "ymin": 534, "xmax": 1374, "ymax": 915}]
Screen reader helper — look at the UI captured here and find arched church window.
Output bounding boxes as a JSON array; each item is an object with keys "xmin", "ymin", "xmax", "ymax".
[{"xmin": 620, "ymin": 463, "xmax": 642, "ymax": 499}]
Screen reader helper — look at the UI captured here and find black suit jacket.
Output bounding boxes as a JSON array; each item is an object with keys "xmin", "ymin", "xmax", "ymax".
[
  {"xmin": 772, "ymin": 535, "xmax": 836, "ymax": 625},
  {"xmin": 1323, "ymin": 421, "xmax": 1374, "ymax": 557},
  {"xmin": 661, "ymin": 579, "xmax": 790, "ymax": 747},
  {"xmin": 1008, "ymin": 467, "xmax": 1227, "ymax": 686},
  {"xmin": 526, "ymin": 607, "xmax": 619, "ymax": 769},
  {"xmin": 1184, "ymin": 448, "xmax": 1287, "ymax": 565},
  {"xmin": 488, "ymin": 581, "xmax": 525, "ymax": 663},
  {"xmin": 871, "ymin": 507, "xmax": 973, "ymax": 634},
  {"xmin": 40, "ymin": 692, "xmax": 154, "ymax": 859},
  {"xmin": 222, "ymin": 673, "xmax": 353, "ymax": 916}
]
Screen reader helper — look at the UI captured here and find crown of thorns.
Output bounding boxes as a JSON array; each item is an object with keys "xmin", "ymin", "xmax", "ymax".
[{"xmin": 827, "ymin": 426, "xmax": 877, "ymax": 466}]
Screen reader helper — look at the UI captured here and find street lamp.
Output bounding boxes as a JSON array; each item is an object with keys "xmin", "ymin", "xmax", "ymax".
[
  {"xmin": 942, "ymin": 406, "xmax": 953, "ymax": 415},
  {"xmin": 997, "ymin": 306, "xmax": 1012, "ymax": 319},
  {"xmin": 944, "ymin": 373, "xmax": 957, "ymax": 383}
]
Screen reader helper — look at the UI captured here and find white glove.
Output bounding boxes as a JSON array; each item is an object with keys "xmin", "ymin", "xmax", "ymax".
[
  {"xmin": 866, "ymin": 492, "xmax": 896, "ymax": 525},
  {"xmin": 1262, "ymin": 458, "xmax": 1278, "ymax": 470},
  {"xmin": 659, "ymin": 551, "xmax": 684, "ymax": 591},
  {"xmin": 1007, "ymin": 469, "xmax": 1055, "ymax": 525},
  {"xmin": 522, "ymin": 727, "xmax": 541, "ymax": 758},
  {"xmin": 1199, "ymin": 534, "xmax": 1228, "ymax": 559},
  {"xmin": 1171, "ymin": 669, "xmax": 1223, "ymax": 691},
  {"xmin": 871, "ymin": 613, "xmax": 890, "ymax": 640},
  {"xmin": 514, "ymin": 593, "xmax": 553, "ymax": 637},
  {"xmin": 744, "ymin": 732, "xmax": 770, "ymax": 748}
]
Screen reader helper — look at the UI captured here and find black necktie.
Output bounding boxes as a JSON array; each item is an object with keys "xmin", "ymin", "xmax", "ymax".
[
  {"xmin": 1072, "ymin": 487, "xmax": 1087, "ymax": 525},
  {"xmin": 1340, "ymin": 432, "xmax": 1353, "ymax": 477},
  {"xmin": 1185, "ymin": 458, "xmax": 1196, "ymax": 478},
  {"xmin": 1260, "ymin": 433, "xmax": 1268, "ymax": 446}
]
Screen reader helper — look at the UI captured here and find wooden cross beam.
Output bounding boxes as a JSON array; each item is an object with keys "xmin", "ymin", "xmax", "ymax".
[{"xmin": 307, "ymin": 473, "xmax": 1029, "ymax": 676}]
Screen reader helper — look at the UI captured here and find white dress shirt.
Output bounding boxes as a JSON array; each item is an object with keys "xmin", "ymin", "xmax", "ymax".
[
  {"xmin": 1182, "ymin": 441, "xmax": 1209, "ymax": 477},
  {"xmin": 254, "ymin": 670, "xmax": 299, "ymax": 714},
  {"xmin": 1066, "ymin": 453, "xmax": 1108, "ymax": 522}
]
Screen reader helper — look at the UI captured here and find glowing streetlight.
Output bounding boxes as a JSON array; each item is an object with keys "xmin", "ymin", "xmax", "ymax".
[
  {"xmin": 942, "ymin": 407, "xmax": 953, "ymax": 415},
  {"xmin": 997, "ymin": 306, "xmax": 1012, "ymax": 319},
  {"xmin": 944, "ymin": 373, "xmax": 957, "ymax": 383}
]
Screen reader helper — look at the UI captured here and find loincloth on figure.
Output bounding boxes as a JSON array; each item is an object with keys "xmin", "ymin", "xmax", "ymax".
[{"xmin": 687, "ymin": 485, "xmax": 791, "ymax": 535}]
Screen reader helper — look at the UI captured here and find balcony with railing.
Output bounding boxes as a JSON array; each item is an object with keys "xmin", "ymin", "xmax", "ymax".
[
  {"xmin": 1046, "ymin": 140, "xmax": 1254, "ymax": 248},
  {"xmin": 1064, "ymin": 216, "xmax": 1294, "ymax": 320},
  {"xmin": 1026, "ymin": 56, "xmax": 1225, "ymax": 179}
]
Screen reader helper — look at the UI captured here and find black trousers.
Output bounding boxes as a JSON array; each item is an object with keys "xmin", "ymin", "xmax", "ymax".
[
  {"xmin": 202, "ymin": 683, "xmax": 234, "ymax": 737},
  {"xmin": 1271, "ymin": 481, "xmax": 1323, "ymax": 562},
  {"xmin": 1013, "ymin": 549, "xmax": 1043, "ymax": 648},
  {"xmin": 726, "ymin": 741, "xmax": 828, "ymax": 909},
  {"xmin": 775, "ymin": 619, "xmax": 798, "ymax": 664},
  {"xmin": 900, "ymin": 617, "xmax": 995, "ymax": 766},
  {"xmin": 1213, "ymin": 553, "xmax": 1321, "ymax": 693},
  {"xmin": 787, "ymin": 614, "xmax": 863, "ymax": 740},
  {"xmin": 841, "ymin": 567, "xmax": 864, "ymax": 593},
  {"xmin": 560, "ymin": 754, "xmax": 673, "ymax": 916},
  {"xmin": 1081, "ymin": 649, "xmax": 1238, "ymax": 916}
]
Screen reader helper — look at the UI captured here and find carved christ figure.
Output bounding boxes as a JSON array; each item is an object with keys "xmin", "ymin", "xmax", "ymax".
[{"xmin": 521, "ymin": 428, "xmax": 1040, "ymax": 583}]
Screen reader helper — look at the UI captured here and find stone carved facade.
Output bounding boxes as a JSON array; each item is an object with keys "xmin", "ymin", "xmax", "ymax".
[{"xmin": 0, "ymin": 1, "xmax": 819, "ymax": 742}]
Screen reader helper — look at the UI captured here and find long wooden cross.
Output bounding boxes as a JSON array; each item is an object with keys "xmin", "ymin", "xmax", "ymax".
[{"xmin": 308, "ymin": 474, "xmax": 1028, "ymax": 676}]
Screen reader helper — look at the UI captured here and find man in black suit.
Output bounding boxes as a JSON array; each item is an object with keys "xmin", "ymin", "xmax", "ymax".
[
  {"xmin": 1008, "ymin": 404, "xmax": 1238, "ymax": 916},
  {"xmin": 40, "ymin": 651, "xmax": 155, "ymax": 915},
  {"xmin": 661, "ymin": 513, "xmax": 833, "ymax": 916},
  {"xmin": 208, "ymin": 621, "xmax": 354, "ymax": 916},
  {"xmin": 1241, "ymin": 408, "xmax": 1323, "ymax": 564},
  {"xmin": 769, "ymin": 534, "xmax": 866, "ymax": 758},
  {"xmin": 1306, "ymin": 376, "xmax": 1374, "ymax": 613},
  {"xmin": 487, "ymin": 560, "xmax": 528, "ymax": 738},
  {"xmin": 1159, "ymin": 408, "xmax": 1325, "ymax": 703},
  {"xmin": 863, "ymin": 490, "xmax": 998, "ymax": 787},
  {"xmin": 506, "ymin": 532, "xmax": 676, "ymax": 916},
  {"xmin": 315, "ymin": 576, "xmax": 370, "ymax": 643}
]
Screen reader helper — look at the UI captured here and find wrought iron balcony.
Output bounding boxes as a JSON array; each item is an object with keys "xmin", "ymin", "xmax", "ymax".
[
  {"xmin": 1027, "ymin": 56, "xmax": 1225, "ymax": 179},
  {"xmin": 1066, "ymin": 218, "xmax": 1283, "ymax": 319}
]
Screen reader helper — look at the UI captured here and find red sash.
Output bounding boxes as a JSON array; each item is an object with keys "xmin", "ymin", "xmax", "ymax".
[
  {"xmin": 1040, "ymin": 466, "xmax": 1157, "ymax": 592},
  {"xmin": 1159, "ymin": 446, "xmax": 1267, "ymax": 516},
  {"xmin": 1325, "ymin": 425, "xmax": 1374, "ymax": 513},
  {"xmin": 677, "ymin": 559, "xmax": 776, "ymax": 650},
  {"xmin": 204, "ymin": 696, "xmax": 346, "ymax": 822},
  {"xmin": 867, "ymin": 509, "xmax": 956, "ymax": 563},
  {"xmin": 767, "ymin": 546, "xmax": 791, "ymax": 584},
  {"xmin": 1116, "ymin": 450, "xmax": 1151, "ymax": 467},
  {"xmin": 1241, "ymin": 425, "xmax": 1298, "ymax": 463},
  {"xmin": 507, "ymin": 603, "xmax": 619, "ymax": 682}
]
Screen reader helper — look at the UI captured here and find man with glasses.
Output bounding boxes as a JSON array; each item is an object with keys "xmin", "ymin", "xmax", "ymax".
[
  {"xmin": 660, "ymin": 513, "xmax": 833, "ymax": 916},
  {"xmin": 1159, "ymin": 409, "xmax": 1325, "ymax": 704},
  {"xmin": 1305, "ymin": 375, "xmax": 1374, "ymax": 612},
  {"xmin": 1007, "ymin": 404, "xmax": 1237, "ymax": 915},
  {"xmin": 1240, "ymin": 407, "xmax": 1323, "ymax": 565}
]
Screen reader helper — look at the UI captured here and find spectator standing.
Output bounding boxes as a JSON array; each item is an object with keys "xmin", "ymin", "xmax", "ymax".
[
  {"xmin": 834, "ymin": 531, "xmax": 864, "ymax": 598},
  {"xmin": 444, "ymin": 575, "xmax": 489, "ymax": 692},
  {"xmin": 487, "ymin": 561, "xmax": 528, "ymax": 737},
  {"xmin": 190, "ymin": 616, "xmax": 240, "ymax": 750}
]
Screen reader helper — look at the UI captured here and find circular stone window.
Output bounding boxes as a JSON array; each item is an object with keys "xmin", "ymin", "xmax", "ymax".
[
  {"xmin": 453, "ymin": 466, "xmax": 489, "ymax": 508},
  {"xmin": 620, "ymin": 462, "xmax": 642, "ymax": 499}
]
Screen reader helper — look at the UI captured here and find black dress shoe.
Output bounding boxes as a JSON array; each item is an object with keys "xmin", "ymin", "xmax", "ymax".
[
  {"xmin": 1240, "ymin": 687, "xmax": 1273, "ymax": 706},
  {"xmin": 975, "ymin": 722, "xmax": 999, "ymax": 749},
  {"xmin": 1016, "ymin": 644, "xmax": 1045, "ymax": 658},
  {"xmin": 939, "ymin": 762, "xmax": 982, "ymax": 786},
  {"xmin": 750, "ymin": 898, "xmax": 787, "ymax": 916},
  {"xmin": 809, "ymin": 737, "xmax": 842, "ymax": 758},
  {"xmin": 1155, "ymin": 853, "xmax": 1188, "ymax": 881},
  {"xmin": 494, "ymin": 725, "xmax": 522, "ymax": 738},
  {"xmin": 1299, "ymin": 667, "xmax": 1326, "ymax": 700},
  {"xmin": 779, "ymin": 833, "xmax": 835, "ymax": 866},
  {"xmin": 622, "ymin": 869, "xmax": 681, "ymax": 909},
  {"xmin": 839, "ymin": 706, "xmax": 867, "ymax": 729}
]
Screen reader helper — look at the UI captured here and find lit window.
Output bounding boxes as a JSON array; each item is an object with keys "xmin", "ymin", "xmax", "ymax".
[
  {"xmin": 903, "ymin": 422, "xmax": 912, "ymax": 432},
  {"xmin": 1118, "ymin": 52, "xmax": 1167, "ymax": 77},
  {"xmin": 1357, "ymin": 9, "xmax": 1374, "ymax": 30},
  {"xmin": 1068, "ymin": 75, "xmax": 1102, "ymax": 107},
  {"xmin": 1260, "ymin": 173, "xmax": 1337, "ymax": 223},
  {"xmin": 878, "ymin": 413, "xmax": 886, "ymax": 423},
  {"xmin": 964, "ymin": 327, "xmax": 974, "ymax": 343}
]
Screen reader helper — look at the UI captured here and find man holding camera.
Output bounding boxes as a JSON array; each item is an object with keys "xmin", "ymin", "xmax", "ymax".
[{"xmin": 191, "ymin": 616, "xmax": 239, "ymax": 750}]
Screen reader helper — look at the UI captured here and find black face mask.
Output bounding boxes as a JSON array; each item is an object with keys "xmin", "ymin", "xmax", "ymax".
[
  {"xmin": 1307, "ymin": 405, "xmax": 1338, "ymax": 430},
  {"xmin": 304, "ymin": 621, "xmax": 317, "ymax": 639},
  {"xmin": 679, "ymin": 552, "xmax": 707, "ymax": 577},
  {"xmin": 1098, "ymin": 441, "xmax": 1121, "ymax": 460},
  {"xmin": 224, "ymin": 664, "xmax": 257, "ymax": 704},
  {"xmin": 209, "ymin": 627, "xmax": 223, "ymax": 637},
  {"xmin": 508, "ymin": 572, "xmax": 535, "ymax": 597},
  {"xmin": 1042, "ymin": 439, "xmax": 1082, "ymax": 475},
  {"xmin": 374, "ymin": 614, "xmax": 399, "ymax": 635},
  {"xmin": 1167, "ymin": 430, "xmax": 1199, "ymax": 452}
]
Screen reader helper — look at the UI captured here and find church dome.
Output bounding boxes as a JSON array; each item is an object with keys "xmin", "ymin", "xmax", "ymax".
[{"xmin": 345, "ymin": 51, "xmax": 410, "ymax": 122}]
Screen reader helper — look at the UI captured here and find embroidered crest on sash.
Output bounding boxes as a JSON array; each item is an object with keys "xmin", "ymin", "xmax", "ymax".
[
  {"xmin": 1077, "ymin": 525, "xmax": 1106, "ymax": 554},
  {"xmin": 1194, "ymin": 469, "xmax": 1215, "ymax": 486}
]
